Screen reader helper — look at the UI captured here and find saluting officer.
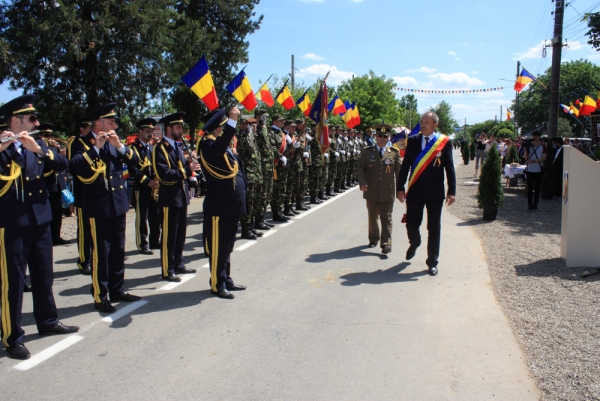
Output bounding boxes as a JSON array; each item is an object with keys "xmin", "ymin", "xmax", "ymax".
[
  {"xmin": 0, "ymin": 95, "xmax": 79, "ymax": 360},
  {"xmin": 357, "ymin": 123, "xmax": 402, "ymax": 254},
  {"xmin": 67, "ymin": 113, "xmax": 94, "ymax": 275},
  {"xmin": 196, "ymin": 107, "xmax": 247, "ymax": 299},
  {"xmin": 153, "ymin": 112, "xmax": 198, "ymax": 282},
  {"xmin": 70, "ymin": 103, "xmax": 142, "ymax": 313},
  {"xmin": 129, "ymin": 118, "xmax": 161, "ymax": 254}
]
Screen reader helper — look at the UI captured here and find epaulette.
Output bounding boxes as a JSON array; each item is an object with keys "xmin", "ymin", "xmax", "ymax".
[
  {"xmin": 67, "ymin": 136, "xmax": 75, "ymax": 144},
  {"xmin": 389, "ymin": 147, "xmax": 399, "ymax": 152},
  {"xmin": 364, "ymin": 145, "xmax": 374, "ymax": 149}
]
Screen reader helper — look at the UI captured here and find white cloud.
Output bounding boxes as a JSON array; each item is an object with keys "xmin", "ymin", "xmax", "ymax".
[
  {"xmin": 472, "ymin": 71, "xmax": 480, "ymax": 74},
  {"xmin": 427, "ymin": 72, "xmax": 485, "ymax": 86},
  {"xmin": 567, "ymin": 41, "xmax": 583, "ymax": 51},
  {"xmin": 588, "ymin": 53, "xmax": 600, "ymax": 60},
  {"xmin": 405, "ymin": 66, "xmax": 438, "ymax": 73},
  {"xmin": 513, "ymin": 41, "xmax": 546, "ymax": 60},
  {"xmin": 448, "ymin": 51, "xmax": 457, "ymax": 56},
  {"xmin": 301, "ymin": 52, "xmax": 325, "ymax": 61},
  {"xmin": 393, "ymin": 76, "xmax": 419, "ymax": 86},
  {"xmin": 298, "ymin": 64, "xmax": 354, "ymax": 85}
]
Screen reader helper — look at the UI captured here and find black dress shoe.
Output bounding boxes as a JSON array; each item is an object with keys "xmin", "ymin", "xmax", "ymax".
[
  {"xmin": 23, "ymin": 282, "xmax": 32, "ymax": 292},
  {"xmin": 212, "ymin": 288, "xmax": 234, "ymax": 299},
  {"xmin": 149, "ymin": 243, "xmax": 161, "ymax": 250},
  {"xmin": 6, "ymin": 342, "xmax": 30, "ymax": 360},
  {"xmin": 80, "ymin": 266, "xmax": 92, "ymax": 276},
  {"xmin": 139, "ymin": 248, "xmax": 154, "ymax": 255},
  {"xmin": 428, "ymin": 266, "xmax": 438, "ymax": 276},
  {"xmin": 368, "ymin": 242, "xmax": 377, "ymax": 248},
  {"xmin": 176, "ymin": 267, "xmax": 197, "ymax": 274},
  {"xmin": 406, "ymin": 246, "xmax": 418, "ymax": 260},
  {"xmin": 163, "ymin": 273, "xmax": 182, "ymax": 282},
  {"xmin": 39, "ymin": 322, "xmax": 80, "ymax": 336},
  {"xmin": 382, "ymin": 245, "xmax": 391, "ymax": 254},
  {"xmin": 94, "ymin": 300, "xmax": 117, "ymax": 313},
  {"xmin": 110, "ymin": 292, "xmax": 142, "ymax": 302},
  {"xmin": 53, "ymin": 238, "xmax": 71, "ymax": 245},
  {"xmin": 226, "ymin": 283, "xmax": 247, "ymax": 291}
]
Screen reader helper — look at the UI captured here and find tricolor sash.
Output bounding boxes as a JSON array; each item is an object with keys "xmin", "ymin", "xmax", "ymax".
[{"xmin": 407, "ymin": 133, "xmax": 449, "ymax": 192}]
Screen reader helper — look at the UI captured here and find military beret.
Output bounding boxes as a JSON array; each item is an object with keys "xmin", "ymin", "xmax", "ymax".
[
  {"xmin": 38, "ymin": 123, "xmax": 55, "ymax": 133},
  {"xmin": 202, "ymin": 108, "xmax": 227, "ymax": 132},
  {"xmin": 0, "ymin": 94, "xmax": 37, "ymax": 120},
  {"xmin": 136, "ymin": 118, "xmax": 157, "ymax": 129},
  {"xmin": 159, "ymin": 112, "xmax": 186, "ymax": 126}
]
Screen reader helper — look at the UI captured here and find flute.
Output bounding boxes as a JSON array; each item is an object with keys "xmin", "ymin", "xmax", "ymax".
[{"xmin": 0, "ymin": 130, "xmax": 41, "ymax": 144}]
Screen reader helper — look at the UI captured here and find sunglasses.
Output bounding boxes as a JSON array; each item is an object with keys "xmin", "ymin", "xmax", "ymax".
[
  {"xmin": 377, "ymin": 134, "xmax": 389, "ymax": 138},
  {"xmin": 19, "ymin": 115, "xmax": 38, "ymax": 123}
]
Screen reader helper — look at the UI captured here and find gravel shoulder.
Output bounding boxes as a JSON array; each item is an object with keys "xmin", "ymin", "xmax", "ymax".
[{"xmin": 448, "ymin": 161, "xmax": 600, "ymax": 401}]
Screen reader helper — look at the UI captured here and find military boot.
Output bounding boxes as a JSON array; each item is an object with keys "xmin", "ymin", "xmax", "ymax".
[
  {"xmin": 318, "ymin": 189, "xmax": 328, "ymax": 200},
  {"xmin": 327, "ymin": 187, "xmax": 337, "ymax": 196},
  {"xmin": 289, "ymin": 204, "xmax": 300, "ymax": 215},
  {"xmin": 272, "ymin": 209, "xmax": 289, "ymax": 222},
  {"xmin": 241, "ymin": 222, "xmax": 257, "ymax": 240},
  {"xmin": 250, "ymin": 227, "xmax": 263, "ymax": 237},
  {"xmin": 296, "ymin": 200, "xmax": 309, "ymax": 210},
  {"xmin": 262, "ymin": 215, "xmax": 275, "ymax": 227},
  {"xmin": 283, "ymin": 205, "xmax": 295, "ymax": 217},
  {"xmin": 254, "ymin": 215, "xmax": 271, "ymax": 230}
]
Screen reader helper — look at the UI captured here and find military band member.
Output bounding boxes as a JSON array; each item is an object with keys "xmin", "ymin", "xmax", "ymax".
[
  {"xmin": 357, "ymin": 123, "xmax": 401, "ymax": 254},
  {"xmin": 197, "ymin": 107, "xmax": 247, "ymax": 299},
  {"xmin": 70, "ymin": 103, "xmax": 142, "ymax": 313},
  {"xmin": 0, "ymin": 95, "xmax": 79, "ymax": 360},
  {"xmin": 153, "ymin": 112, "xmax": 198, "ymax": 282},
  {"xmin": 67, "ymin": 114, "xmax": 94, "ymax": 275},
  {"xmin": 129, "ymin": 118, "xmax": 161, "ymax": 254}
]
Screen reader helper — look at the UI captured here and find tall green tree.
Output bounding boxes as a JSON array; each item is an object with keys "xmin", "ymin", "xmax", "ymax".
[
  {"xmin": 584, "ymin": 12, "xmax": 600, "ymax": 50},
  {"xmin": 399, "ymin": 94, "xmax": 418, "ymax": 129},
  {"xmin": 429, "ymin": 100, "xmax": 457, "ymax": 135}
]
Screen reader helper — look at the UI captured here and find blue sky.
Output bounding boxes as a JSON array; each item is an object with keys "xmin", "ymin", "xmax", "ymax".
[{"xmin": 2, "ymin": 0, "xmax": 599, "ymax": 124}]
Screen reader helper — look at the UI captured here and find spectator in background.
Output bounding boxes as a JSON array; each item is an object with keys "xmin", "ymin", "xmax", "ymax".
[
  {"xmin": 474, "ymin": 133, "xmax": 486, "ymax": 177},
  {"xmin": 500, "ymin": 138, "xmax": 509, "ymax": 168},
  {"xmin": 524, "ymin": 130, "xmax": 547, "ymax": 211}
]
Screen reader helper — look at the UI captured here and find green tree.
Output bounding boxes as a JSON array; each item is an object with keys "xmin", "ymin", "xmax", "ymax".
[
  {"xmin": 399, "ymin": 94, "xmax": 418, "ymax": 129},
  {"xmin": 429, "ymin": 100, "xmax": 457, "ymax": 135},
  {"xmin": 584, "ymin": 12, "xmax": 600, "ymax": 50},
  {"xmin": 468, "ymin": 120, "xmax": 497, "ymax": 141},
  {"xmin": 557, "ymin": 116, "xmax": 574, "ymax": 137}
]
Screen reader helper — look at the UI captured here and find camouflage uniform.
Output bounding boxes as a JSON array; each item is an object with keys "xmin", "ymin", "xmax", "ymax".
[
  {"xmin": 255, "ymin": 123, "xmax": 274, "ymax": 217},
  {"xmin": 327, "ymin": 134, "xmax": 339, "ymax": 195},
  {"xmin": 236, "ymin": 127, "xmax": 262, "ymax": 225},
  {"xmin": 270, "ymin": 124, "xmax": 289, "ymax": 217},
  {"xmin": 308, "ymin": 132, "xmax": 323, "ymax": 202}
]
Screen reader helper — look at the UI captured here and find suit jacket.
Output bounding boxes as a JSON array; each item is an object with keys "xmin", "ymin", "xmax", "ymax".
[
  {"xmin": 357, "ymin": 145, "xmax": 401, "ymax": 203},
  {"xmin": 129, "ymin": 139, "xmax": 155, "ymax": 192},
  {"xmin": 153, "ymin": 138, "xmax": 191, "ymax": 208},
  {"xmin": 67, "ymin": 132, "xmax": 96, "ymax": 208},
  {"xmin": 197, "ymin": 124, "xmax": 247, "ymax": 216},
  {"xmin": 44, "ymin": 164, "xmax": 66, "ymax": 192},
  {"xmin": 0, "ymin": 140, "xmax": 67, "ymax": 227},
  {"xmin": 70, "ymin": 140, "xmax": 139, "ymax": 218},
  {"xmin": 397, "ymin": 134, "xmax": 456, "ymax": 200}
]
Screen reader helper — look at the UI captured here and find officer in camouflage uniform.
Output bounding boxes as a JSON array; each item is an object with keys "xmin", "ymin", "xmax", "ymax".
[
  {"xmin": 326, "ymin": 129, "xmax": 339, "ymax": 197},
  {"xmin": 269, "ymin": 115, "xmax": 289, "ymax": 222},
  {"xmin": 253, "ymin": 110, "xmax": 274, "ymax": 230},
  {"xmin": 350, "ymin": 129, "xmax": 361, "ymax": 185},
  {"xmin": 283, "ymin": 121, "xmax": 299, "ymax": 217},
  {"xmin": 295, "ymin": 118, "xmax": 311, "ymax": 210},
  {"xmin": 308, "ymin": 123, "xmax": 324, "ymax": 204},
  {"xmin": 236, "ymin": 117, "xmax": 263, "ymax": 240}
]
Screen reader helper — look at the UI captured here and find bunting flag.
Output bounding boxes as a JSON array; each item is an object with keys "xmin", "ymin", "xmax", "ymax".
[
  {"xmin": 394, "ymin": 87, "xmax": 504, "ymax": 94},
  {"xmin": 308, "ymin": 82, "xmax": 330, "ymax": 153},
  {"xmin": 579, "ymin": 95, "xmax": 597, "ymax": 116},
  {"xmin": 328, "ymin": 95, "xmax": 347, "ymax": 116},
  {"xmin": 560, "ymin": 104, "xmax": 571, "ymax": 114},
  {"xmin": 506, "ymin": 108, "xmax": 512, "ymax": 121},
  {"xmin": 226, "ymin": 70, "xmax": 258, "ymax": 111},
  {"xmin": 569, "ymin": 102, "xmax": 580, "ymax": 117},
  {"xmin": 514, "ymin": 69, "xmax": 535, "ymax": 92},
  {"xmin": 181, "ymin": 55, "xmax": 219, "ymax": 111},
  {"xmin": 256, "ymin": 82, "xmax": 275, "ymax": 107},
  {"xmin": 276, "ymin": 82, "xmax": 296, "ymax": 110},
  {"xmin": 296, "ymin": 90, "xmax": 312, "ymax": 116}
]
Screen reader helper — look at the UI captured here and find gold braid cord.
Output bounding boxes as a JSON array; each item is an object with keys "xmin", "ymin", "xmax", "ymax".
[
  {"xmin": 200, "ymin": 151, "xmax": 238, "ymax": 180},
  {"xmin": 77, "ymin": 153, "xmax": 106, "ymax": 184},
  {"xmin": 0, "ymin": 161, "xmax": 22, "ymax": 197},
  {"xmin": 152, "ymin": 144, "xmax": 177, "ymax": 186}
]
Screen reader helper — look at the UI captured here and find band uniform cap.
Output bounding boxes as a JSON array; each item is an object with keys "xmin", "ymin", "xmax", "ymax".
[
  {"xmin": 201, "ymin": 109, "xmax": 219, "ymax": 123},
  {"xmin": 350, "ymin": 129, "xmax": 357, "ymax": 133},
  {"xmin": 38, "ymin": 123, "xmax": 55, "ymax": 133},
  {"xmin": 272, "ymin": 114, "xmax": 284, "ymax": 122},
  {"xmin": 202, "ymin": 108, "xmax": 227, "ymax": 132},
  {"xmin": 0, "ymin": 117, "xmax": 7, "ymax": 130},
  {"xmin": 159, "ymin": 111, "xmax": 186, "ymax": 126},
  {"xmin": 88, "ymin": 102, "xmax": 118, "ymax": 121},
  {"xmin": 373, "ymin": 123, "xmax": 393, "ymax": 134},
  {"xmin": 343, "ymin": 130, "xmax": 348, "ymax": 134},
  {"xmin": 136, "ymin": 117, "xmax": 157, "ymax": 129},
  {"xmin": 0, "ymin": 94, "xmax": 37, "ymax": 120},
  {"xmin": 76, "ymin": 110, "xmax": 94, "ymax": 127}
]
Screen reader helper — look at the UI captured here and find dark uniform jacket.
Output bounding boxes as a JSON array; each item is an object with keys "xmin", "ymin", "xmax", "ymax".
[
  {"xmin": 153, "ymin": 137, "xmax": 191, "ymax": 208},
  {"xmin": 67, "ymin": 132, "xmax": 95, "ymax": 208},
  {"xmin": 0, "ymin": 140, "xmax": 67, "ymax": 227},
  {"xmin": 197, "ymin": 124, "xmax": 247, "ymax": 216},
  {"xmin": 357, "ymin": 145, "xmax": 401, "ymax": 203},
  {"xmin": 69, "ymin": 138, "xmax": 139, "ymax": 218},
  {"xmin": 397, "ymin": 134, "xmax": 456, "ymax": 200},
  {"xmin": 129, "ymin": 139, "xmax": 155, "ymax": 192}
]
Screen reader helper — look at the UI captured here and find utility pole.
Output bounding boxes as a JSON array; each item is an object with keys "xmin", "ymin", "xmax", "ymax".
[
  {"xmin": 291, "ymin": 55, "xmax": 295, "ymax": 90},
  {"xmin": 515, "ymin": 60, "xmax": 520, "ymax": 135},
  {"xmin": 548, "ymin": 0, "xmax": 565, "ymax": 138},
  {"xmin": 500, "ymin": 105, "xmax": 503, "ymax": 122}
]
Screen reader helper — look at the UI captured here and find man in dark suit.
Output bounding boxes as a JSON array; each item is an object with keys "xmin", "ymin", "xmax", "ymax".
[
  {"xmin": 153, "ymin": 112, "xmax": 198, "ymax": 282},
  {"xmin": 67, "ymin": 114, "xmax": 94, "ymax": 275},
  {"xmin": 0, "ymin": 95, "xmax": 79, "ymax": 360},
  {"xmin": 197, "ymin": 107, "xmax": 247, "ymax": 299},
  {"xmin": 129, "ymin": 118, "xmax": 161, "ymax": 254},
  {"xmin": 397, "ymin": 112, "xmax": 456, "ymax": 276},
  {"xmin": 70, "ymin": 103, "xmax": 142, "ymax": 313}
]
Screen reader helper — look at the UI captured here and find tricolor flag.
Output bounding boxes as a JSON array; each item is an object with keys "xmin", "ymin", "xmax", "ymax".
[
  {"xmin": 327, "ymin": 95, "xmax": 347, "ymax": 116},
  {"xmin": 182, "ymin": 56, "xmax": 219, "ymax": 111},
  {"xmin": 308, "ymin": 82, "xmax": 330, "ymax": 153},
  {"xmin": 560, "ymin": 104, "xmax": 571, "ymax": 114},
  {"xmin": 514, "ymin": 68, "xmax": 535, "ymax": 93},
  {"xmin": 256, "ymin": 82, "xmax": 275, "ymax": 107},
  {"xmin": 352, "ymin": 103, "xmax": 361, "ymax": 126},
  {"xmin": 579, "ymin": 95, "xmax": 597, "ymax": 116},
  {"xmin": 342, "ymin": 106, "xmax": 354, "ymax": 128},
  {"xmin": 226, "ymin": 70, "xmax": 258, "ymax": 111},
  {"xmin": 276, "ymin": 82, "xmax": 296, "ymax": 110},
  {"xmin": 506, "ymin": 107, "xmax": 512, "ymax": 121},
  {"xmin": 569, "ymin": 102, "xmax": 580, "ymax": 117},
  {"xmin": 296, "ymin": 90, "xmax": 312, "ymax": 116}
]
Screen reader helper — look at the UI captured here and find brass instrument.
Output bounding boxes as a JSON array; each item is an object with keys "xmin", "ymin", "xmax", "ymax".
[
  {"xmin": 0, "ymin": 130, "xmax": 41, "ymax": 144},
  {"xmin": 151, "ymin": 182, "xmax": 159, "ymax": 202}
]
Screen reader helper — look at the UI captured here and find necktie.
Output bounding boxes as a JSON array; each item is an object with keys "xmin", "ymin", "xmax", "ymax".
[
  {"xmin": 424, "ymin": 137, "xmax": 429, "ymax": 150},
  {"xmin": 379, "ymin": 148, "xmax": 384, "ymax": 158},
  {"xmin": 21, "ymin": 145, "xmax": 27, "ymax": 162},
  {"xmin": 103, "ymin": 142, "xmax": 110, "ymax": 153}
]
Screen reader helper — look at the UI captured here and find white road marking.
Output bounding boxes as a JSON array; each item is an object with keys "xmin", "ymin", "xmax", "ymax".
[
  {"xmin": 295, "ymin": 186, "xmax": 358, "ymax": 220},
  {"xmin": 276, "ymin": 220, "xmax": 295, "ymax": 228},
  {"xmin": 234, "ymin": 241, "xmax": 257, "ymax": 251},
  {"xmin": 158, "ymin": 275, "xmax": 196, "ymax": 291},
  {"xmin": 261, "ymin": 230, "xmax": 278, "ymax": 238},
  {"xmin": 101, "ymin": 300, "xmax": 149, "ymax": 323},
  {"xmin": 13, "ymin": 335, "xmax": 84, "ymax": 371},
  {"xmin": 201, "ymin": 262, "xmax": 210, "ymax": 268}
]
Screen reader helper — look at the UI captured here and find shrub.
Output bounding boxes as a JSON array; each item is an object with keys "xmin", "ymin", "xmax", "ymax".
[{"xmin": 477, "ymin": 146, "xmax": 504, "ymax": 210}]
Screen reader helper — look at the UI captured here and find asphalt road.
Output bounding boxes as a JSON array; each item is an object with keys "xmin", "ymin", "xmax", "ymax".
[{"xmin": 1, "ymin": 173, "xmax": 540, "ymax": 400}]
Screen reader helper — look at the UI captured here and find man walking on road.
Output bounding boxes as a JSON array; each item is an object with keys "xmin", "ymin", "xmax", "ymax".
[{"xmin": 396, "ymin": 112, "xmax": 456, "ymax": 276}]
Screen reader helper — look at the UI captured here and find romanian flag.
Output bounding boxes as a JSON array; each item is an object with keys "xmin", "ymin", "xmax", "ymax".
[
  {"xmin": 182, "ymin": 56, "xmax": 219, "ymax": 111},
  {"xmin": 296, "ymin": 90, "xmax": 312, "ymax": 116},
  {"xmin": 560, "ymin": 104, "xmax": 571, "ymax": 114},
  {"xmin": 308, "ymin": 82, "xmax": 330, "ymax": 153},
  {"xmin": 342, "ymin": 106, "xmax": 354, "ymax": 128},
  {"xmin": 506, "ymin": 108, "xmax": 512, "ymax": 121},
  {"xmin": 256, "ymin": 82, "xmax": 275, "ymax": 107},
  {"xmin": 514, "ymin": 68, "xmax": 534, "ymax": 93},
  {"xmin": 579, "ymin": 95, "xmax": 597, "ymax": 116},
  {"xmin": 569, "ymin": 102, "xmax": 580, "ymax": 117},
  {"xmin": 328, "ymin": 96, "xmax": 347, "ymax": 116},
  {"xmin": 226, "ymin": 70, "xmax": 258, "ymax": 111},
  {"xmin": 276, "ymin": 82, "xmax": 296, "ymax": 110},
  {"xmin": 122, "ymin": 163, "xmax": 129, "ymax": 179},
  {"xmin": 352, "ymin": 103, "xmax": 361, "ymax": 126}
]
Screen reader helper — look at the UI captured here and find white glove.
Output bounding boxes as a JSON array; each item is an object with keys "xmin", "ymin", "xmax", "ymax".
[
  {"xmin": 344, "ymin": 137, "xmax": 348, "ymax": 141},
  {"xmin": 286, "ymin": 135, "xmax": 292, "ymax": 144},
  {"xmin": 303, "ymin": 152, "xmax": 309, "ymax": 158},
  {"xmin": 364, "ymin": 141, "xmax": 368, "ymax": 146},
  {"xmin": 280, "ymin": 155, "xmax": 287, "ymax": 166},
  {"xmin": 340, "ymin": 150, "xmax": 346, "ymax": 155},
  {"xmin": 337, "ymin": 138, "xmax": 342, "ymax": 144},
  {"xmin": 306, "ymin": 134, "xmax": 312, "ymax": 141},
  {"xmin": 334, "ymin": 152, "xmax": 339, "ymax": 157},
  {"xmin": 293, "ymin": 141, "xmax": 301, "ymax": 148},
  {"xmin": 324, "ymin": 153, "xmax": 329, "ymax": 158}
]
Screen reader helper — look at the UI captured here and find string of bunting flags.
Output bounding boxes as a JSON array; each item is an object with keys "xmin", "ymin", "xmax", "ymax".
[{"xmin": 394, "ymin": 87, "xmax": 505, "ymax": 94}]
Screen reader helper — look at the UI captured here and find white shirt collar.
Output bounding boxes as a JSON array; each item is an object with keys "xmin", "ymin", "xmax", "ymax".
[{"xmin": 138, "ymin": 138, "xmax": 149, "ymax": 146}]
